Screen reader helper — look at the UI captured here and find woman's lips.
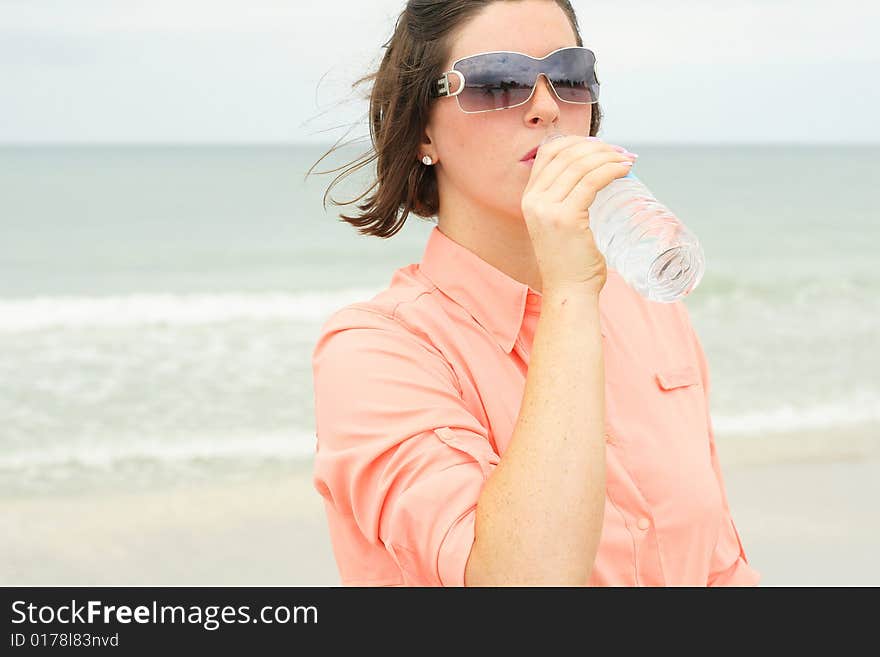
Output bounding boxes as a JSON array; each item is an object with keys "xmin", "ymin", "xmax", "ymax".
[{"xmin": 520, "ymin": 146, "xmax": 539, "ymax": 161}]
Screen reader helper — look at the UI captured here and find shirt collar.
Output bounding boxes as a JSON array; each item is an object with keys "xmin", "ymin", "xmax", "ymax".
[{"xmin": 418, "ymin": 225, "xmax": 539, "ymax": 354}]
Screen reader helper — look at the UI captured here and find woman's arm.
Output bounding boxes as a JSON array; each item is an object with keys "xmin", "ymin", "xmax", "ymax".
[{"xmin": 465, "ymin": 284, "xmax": 606, "ymax": 586}]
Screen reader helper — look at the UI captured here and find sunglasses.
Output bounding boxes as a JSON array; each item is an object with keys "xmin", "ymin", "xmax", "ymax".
[{"xmin": 432, "ymin": 46, "xmax": 600, "ymax": 114}]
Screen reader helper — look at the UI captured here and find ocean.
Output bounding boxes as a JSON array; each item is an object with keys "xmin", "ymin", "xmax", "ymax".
[{"xmin": 1, "ymin": 143, "xmax": 878, "ymax": 498}]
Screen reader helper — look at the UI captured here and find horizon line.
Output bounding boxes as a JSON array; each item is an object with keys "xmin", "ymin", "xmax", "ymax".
[{"xmin": 1, "ymin": 140, "xmax": 878, "ymax": 148}]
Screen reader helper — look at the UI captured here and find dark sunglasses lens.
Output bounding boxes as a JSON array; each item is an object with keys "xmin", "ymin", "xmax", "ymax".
[
  {"xmin": 546, "ymin": 48, "xmax": 599, "ymax": 103},
  {"xmin": 454, "ymin": 52, "xmax": 535, "ymax": 112},
  {"xmin": 453, "ymin": 48, "xmax": 598, "ymax": 112}
]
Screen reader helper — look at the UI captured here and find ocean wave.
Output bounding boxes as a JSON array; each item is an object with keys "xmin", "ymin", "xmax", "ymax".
[
  {"xmin": 3, "ymin": 391, "xmax": 878, "ymax": 474},
  {"xmin": 0, "ymin": 289, "xmax": 382, "ymax": 332},
  {"xmin": 0, "ymin": 432, "xmax": 318, "ymax": 472},
  {"xmin": 713, "ymin": 389, "xmax": 880, "ymax": 435},
  {"xmin": 2, "ymin": 275, "xmax": 875, "ymax": 334},
  {"xmin": 687, "ymin": 273, "xmax": 877, "ymax": 306}
]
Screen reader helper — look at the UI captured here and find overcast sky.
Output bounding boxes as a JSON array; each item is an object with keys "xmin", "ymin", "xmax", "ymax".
[{"xmin": 1, "ymin": 0, "xmax": 877, "ymax": 145}]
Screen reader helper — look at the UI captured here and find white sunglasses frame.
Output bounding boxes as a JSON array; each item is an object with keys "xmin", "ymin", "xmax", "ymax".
[{"xmin": 433, "ymin": 46, "xmax": 600, "ymax": 114}]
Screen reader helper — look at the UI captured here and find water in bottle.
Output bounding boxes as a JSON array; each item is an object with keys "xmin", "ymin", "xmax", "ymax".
[{"xmin": 539, "ymin": 132, "xmax": 705, "ymax": 303}]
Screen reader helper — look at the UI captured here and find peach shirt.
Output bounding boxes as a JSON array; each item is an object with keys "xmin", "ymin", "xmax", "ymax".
[{"xmin": 312, "ymin": 225, "xmax": 760, "ymax": 587}]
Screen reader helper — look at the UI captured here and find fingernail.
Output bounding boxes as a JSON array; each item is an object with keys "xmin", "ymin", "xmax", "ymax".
[
  {"xmin": 586, "ymin": 136, "xmax": 601, "ymax": 141},
  {"xmin": 621, "ymin": 160, "xmax": 634, "ymax": 166}
]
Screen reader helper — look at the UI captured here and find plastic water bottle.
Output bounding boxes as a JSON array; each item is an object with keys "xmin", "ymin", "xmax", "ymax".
[{"xmin": 540, "ymin": 132, "xmax": 705, "ymax": 303}]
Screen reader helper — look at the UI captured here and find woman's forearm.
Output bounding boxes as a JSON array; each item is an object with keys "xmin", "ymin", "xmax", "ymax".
[{"xmin": 465, "ymin": 285, "xmax": 606, "ymax": 586}]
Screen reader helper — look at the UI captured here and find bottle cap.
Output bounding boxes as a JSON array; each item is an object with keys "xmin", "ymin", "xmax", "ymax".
[{"xmin": 539, "ymin": 129, "xmax": 567, "ymax": 147}]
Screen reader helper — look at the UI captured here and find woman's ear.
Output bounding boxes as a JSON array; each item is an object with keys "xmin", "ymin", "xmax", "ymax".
[{"xmin": 418, "ymin": 128, "xmax": 436, "ymax": 165}]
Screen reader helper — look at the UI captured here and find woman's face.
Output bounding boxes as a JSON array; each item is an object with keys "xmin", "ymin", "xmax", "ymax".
[{"xmin": 424, "ymin": 0, "xmax": 593, "ymax": 222}]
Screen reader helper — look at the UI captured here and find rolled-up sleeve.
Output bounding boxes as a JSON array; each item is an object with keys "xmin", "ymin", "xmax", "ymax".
[
  {"xmin": 312, "ymin": 307, "xmax": 500, "ymax": 586},
  {"xmin": 690, "ymin": 322, "xmax": 762, "ymax": 587}
]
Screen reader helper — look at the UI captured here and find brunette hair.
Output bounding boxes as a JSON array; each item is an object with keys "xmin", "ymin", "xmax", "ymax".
[{"xmin": 305, "ymin": 0, "xmax": 603, "ymax": 238}]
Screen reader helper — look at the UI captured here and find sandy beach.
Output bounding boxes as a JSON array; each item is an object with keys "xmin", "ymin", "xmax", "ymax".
[{"xmin": 3, "ymin": 425, "xmax": 878, "ymax": 587}]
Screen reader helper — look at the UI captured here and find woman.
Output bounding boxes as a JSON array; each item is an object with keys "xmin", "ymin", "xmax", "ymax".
[{"xmin": 309, "ymin": 0, "xmax": 760, "ymax": 586}]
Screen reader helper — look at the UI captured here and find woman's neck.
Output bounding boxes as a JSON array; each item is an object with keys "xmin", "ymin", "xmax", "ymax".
[{"xmin": 437, "ymin": 209, "xmax": 543, "ymax": 294}]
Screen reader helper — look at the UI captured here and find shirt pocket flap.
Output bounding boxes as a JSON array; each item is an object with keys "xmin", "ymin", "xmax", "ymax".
[
  {"xmin": 655, "ymin": 363, "xmax": 701, "ymax": 390},
  {"xmin": 434, "ymin": 426, "xmax": 499, "ymax": 479}
]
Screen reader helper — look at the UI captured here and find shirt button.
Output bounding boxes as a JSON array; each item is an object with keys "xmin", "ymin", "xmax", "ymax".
[{"xmin": 637, "ymin": 517, "xmax": 651, "ymax": 530}]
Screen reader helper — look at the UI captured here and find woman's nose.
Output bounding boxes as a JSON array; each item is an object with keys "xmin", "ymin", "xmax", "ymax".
[
  {"xmin": 525, "ymin": 74, "xmax": 560, "ymax": 123},
  {"xmin": 529, "ymin": 74, "xmax": 560, "ymax": 109}
]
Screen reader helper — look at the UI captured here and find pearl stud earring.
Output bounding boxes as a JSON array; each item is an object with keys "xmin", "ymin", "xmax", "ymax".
[{"xmin": 422, "ymin": 155, "xmax": 433, "ymax": 166}]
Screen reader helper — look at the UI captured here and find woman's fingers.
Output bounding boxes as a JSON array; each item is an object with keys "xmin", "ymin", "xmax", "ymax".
[
  {"xmin": 528, "ymin": 136, "xmax": 619, "ymax": 195},
  {"xmin": 563, "ymin": 160, "xmax": 635, "ymax": 213},
  {"xmin": 545, "ymin": 150, "xmax": 636, "ymax": 203}
]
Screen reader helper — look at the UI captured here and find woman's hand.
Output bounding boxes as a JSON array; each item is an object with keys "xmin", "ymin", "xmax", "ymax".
[{"xmin": 521, "ymin": 135, "xmax": 636, "ymax": 297}]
